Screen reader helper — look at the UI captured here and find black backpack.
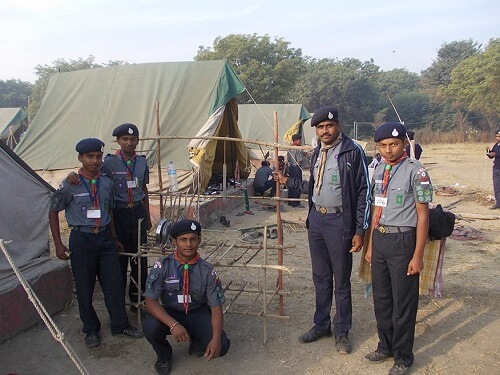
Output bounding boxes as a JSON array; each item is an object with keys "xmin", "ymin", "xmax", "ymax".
[{"xmin": 428, "ymin": 204, "xmax": 456, "ymax": 240}]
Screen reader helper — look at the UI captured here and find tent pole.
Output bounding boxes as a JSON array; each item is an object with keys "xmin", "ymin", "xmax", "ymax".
[
  {"xmin": 155, "ymin": 101, "xmax": 164, "ymax": 218},
  {"xmin": 273, "ymin": 111, "xmax": 284, "ymax": 316}
]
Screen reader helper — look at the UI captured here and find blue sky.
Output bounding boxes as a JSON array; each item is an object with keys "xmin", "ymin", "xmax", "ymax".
[{"xmin": 1, "ymin": 0, "xmax": 498, "ymax": 83}]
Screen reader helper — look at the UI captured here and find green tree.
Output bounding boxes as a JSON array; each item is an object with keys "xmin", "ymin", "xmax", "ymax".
[
  {"xmin": 29, "ymin": 56, "xmax": 127, "ymax": 119},
  {"xmin": 195, "ymin": 34, "xmax": 306, "ymax": 103},
  {"xmin": 441, "ymin": 39, "xmax": 500, "ymax": 131},
  {"xmin": 0, "ymin": 79, "xmax": 32, "ymax": 108}
]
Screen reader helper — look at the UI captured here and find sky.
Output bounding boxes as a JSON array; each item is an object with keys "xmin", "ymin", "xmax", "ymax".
[{"xmin": 1, "ymin": 0, "xmax": 499, "ymax": 83}]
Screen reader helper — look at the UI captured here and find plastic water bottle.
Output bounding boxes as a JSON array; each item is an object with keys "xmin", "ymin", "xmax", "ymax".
[{"xmin": 167, "ymin": 160, "xmax": 179, "ymax": 192}]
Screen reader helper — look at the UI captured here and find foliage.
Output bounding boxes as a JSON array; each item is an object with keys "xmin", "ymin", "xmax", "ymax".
[
  {"xmin": 29, "ymin": 56, "xmax": 127, "ymax": 119},
  {"xmin": 0, "ymin": 79, "xmax": 32, "ymax": 108},
  {"xmin": 195, "ymin": 34, "xmax": 306, "ymax": 103}
]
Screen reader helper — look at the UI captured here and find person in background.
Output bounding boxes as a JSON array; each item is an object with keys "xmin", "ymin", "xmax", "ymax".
[
  {"xmin": 364, "ymin": 122, "xmax": 432, "ymax": 375},
  {"xmin": 368, "ymin": 153, "xmax": 382, "ymax": 168},
  {"xmin": 142, "ymin": 219, "xmax": 230, "ymax": 375},
  {"xmin": 486, "ymin": 128, "xmax": 500, "ymax": 209},
  {"xmin": 253, "ymin": 160, "xmax": 276, "ymax": 197},
  {"xmin": 405, "ymin": 131, "xmax": 422, "ymax": 160},
  {"xmin": 287, "ymin": 134, "xmax": 304, "ymax": 207}
]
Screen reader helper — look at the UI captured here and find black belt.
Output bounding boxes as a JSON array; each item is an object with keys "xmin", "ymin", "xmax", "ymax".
[
  {"xmin": 376, "ymin": 225, "xmax": 414, "ymax": 234},
  {"xmin": 115, "ymin": 201, "xmax": 142, "ymax": 208},
  {"xmin": 314, "ymin": 204, "xmax": 342, "ymax": 214},
  {"xmin": 71, "ymin": 226, "xmax": 108, "ymax": 234}
]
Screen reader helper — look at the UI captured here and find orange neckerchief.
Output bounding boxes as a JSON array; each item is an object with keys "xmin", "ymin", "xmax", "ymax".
[
  {"xmin": 78, "ymin": 169, "xmax": 101, "ymax": 231},
  {"xmin": 173, "ymin": 250, "xmax": 200, "ymax": 314},
  {"xmin": 116, "ymin": 150, "xmax": 137, "ymax": 207},
  {"xmin": 373, "ymin": 153, "xmax": 408, "ymax": 228}
]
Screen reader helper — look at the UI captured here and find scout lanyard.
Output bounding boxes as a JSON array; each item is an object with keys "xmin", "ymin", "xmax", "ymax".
[
  {"xmin": 373, "ymin": 155, "xmax": 407, "ymax": 227},
  {"xmin": 173, "ymin": 251, "xmax": 200, "ymax": 314},
  {"xmin": 116, "ymin": 150, "xmax": 137, "ymax": 206},
  {"xmin": 78, "ymin": 170, "xmax": 101, "ymax": 230}
]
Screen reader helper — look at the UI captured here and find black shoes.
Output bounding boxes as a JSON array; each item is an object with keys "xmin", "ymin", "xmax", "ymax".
[
  {"xmin": 189, "ymin": 340, "xmax": 205, "ymax": 357},
  {"xmin": 335, "ymin": 336, "xmax": 351, "ymax": 354},
  {"xmin": 84, "ymin": 331, "xmax": 101, "ymax": 348},
  {"xmin": 113, "ymin": 325, "xmax": 144, "ymax": 339},
  {"xmin": 154, "ymin": 359, "xmax": 172, "ymax": 375},
  {"xmin": 365, "ymin": 349, "xmax": 393, "ymax": 363},
  {"xmin": 298, "ymin": 327, "xmax": 332, "ymax": 343},
  {"xmin": 389, "ymin": 363, "xmax": 410, "ymax": 374}
]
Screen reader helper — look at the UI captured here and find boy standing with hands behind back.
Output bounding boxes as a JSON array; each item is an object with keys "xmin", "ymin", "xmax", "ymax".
[{"xmin": 364, "ymin": 122, "xmax": 432, "ymax": 375}]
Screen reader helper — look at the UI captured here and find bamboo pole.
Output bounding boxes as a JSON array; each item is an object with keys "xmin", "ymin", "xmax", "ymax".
[
  {"xmin": 155, "ymin": 101, "xmax": 164, "ymax": 217},
  {"xmin": 263, "ymin": 225, "xmax": 268, "ymax": 344},
  {"xmin": 273, "ymin": 111, "xmax": 284, "ymax": 316}
]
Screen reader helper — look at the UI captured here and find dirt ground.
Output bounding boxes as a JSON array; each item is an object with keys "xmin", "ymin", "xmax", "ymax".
[{"xmin": 1, "ymin": 142, "xmax": 499, "ymax": 375}]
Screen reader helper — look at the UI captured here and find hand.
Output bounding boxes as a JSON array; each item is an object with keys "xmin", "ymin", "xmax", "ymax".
[
  {"xmin": 171, "ymin": 323, "xmax": 190, "ymax": 342},
  {"xmin": 55, "ymin": 243, "xmax": 70, "ymax": 260},
  {"xmin": 66, "ymin": 172, "xmax": 81, "ymax": 185},
  {"xmin": 407, "ymin": 256, "xmax": 423, "ymax": 275},
  {"xmin": 364, "ymin": 246, "xmax": 372, "ymax": 265},
  {"xmin": 204, "ymin": 337, "xmax": 222, "ymax": 360},
  {"xmin": 349, "ymin": 234, "xmax": 364, "ymax": 253},
  {"xmin": 273, "ymin": 171, "xmax": 287, "ymax": 184},
  {"xmin": 114, "ymin": 240, "xmax": 125, "ymax": 253}
]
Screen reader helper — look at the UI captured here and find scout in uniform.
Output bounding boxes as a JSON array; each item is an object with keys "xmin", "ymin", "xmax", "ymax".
[
  {"xmin": 485, "ymin": 128, "xmax": 500, "ymax": 209},
  {"xmin": 287, "ymin": 133, "xmax": 304, "ymax": 207},
  {"xmin": 364, "ymin": 122, "xmax": 433, "ymax": 375},
  {"xmin": 143, "ymin": 219, "xmax": 230, "ymax": 375},
  {"xmin": 49, "ymin": 138, "xmax": 143, "ymax": 348},
  {"xmin": 66, "ymin": 123, "xmax": 152, "ymax": 309}
]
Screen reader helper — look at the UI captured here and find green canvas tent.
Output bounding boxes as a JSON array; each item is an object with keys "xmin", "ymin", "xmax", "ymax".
[
  {"xmin": 15, "ymin": 61, "xmax": 251, "ymax": 190},
  {"xmin": 237, "ymin": 104, "xmax": 311, "ymax": 155},
  {"xmin": 0, "ymin": 107, "xmax": 28, "ymax": 149}
]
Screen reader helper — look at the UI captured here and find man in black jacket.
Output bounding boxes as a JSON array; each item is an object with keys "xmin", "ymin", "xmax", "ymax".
[{"xmin": 275, "ymin": 106, "xmax": 370, "ymax": 354}]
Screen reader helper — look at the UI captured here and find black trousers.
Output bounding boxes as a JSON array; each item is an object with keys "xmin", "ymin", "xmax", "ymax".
[
  {"xmin": 143, "ymin": 306, "xmax": 230, "ymax": 362},
  {"xmin": 114, "ymin": 204, "xmax": 148, "ymax": 304},
  {"xmin": 371, "ymin": 228, "xmax": 419, "ymax": 367},
  {"xmin": 493, "ymin": 168, "xmax": 500, "ymax": 206},
  {"xmin": 69, "ymin": 230, "xmax": 129, "ymax": 334}
]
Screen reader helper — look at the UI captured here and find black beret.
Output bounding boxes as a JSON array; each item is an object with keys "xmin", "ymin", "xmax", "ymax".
[
  {"xmin": 75, "ymin": 138, "xmax": 105, "ymax": 154},
  {"xmin": 311, "ymin": 106, "xmax": 339, "ymax": 127},
  {"xmin": 278, "ymin": 155, "xmax": 285, "ymax": 162},
  {"xmin": 170, "ymin": 219, "xmax": 202, "ymax": 238},
  {"xmin": 112, "ymin": 123, "xmax": 139, "ymax": 137},
  {"xmin": 374, "ymin": 122, "xmax": 407, "ymax": 142}
]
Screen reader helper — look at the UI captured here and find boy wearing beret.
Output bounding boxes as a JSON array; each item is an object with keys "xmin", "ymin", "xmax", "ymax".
[
  {"xmin": 49, "ymin": 138, "xmax": 143, "ymax": 348},
  {"xmin": 364, "ymin": 122, "xmax": 433, "ymax": 375},
  {"xmin": 143, "ymin": 219, "xmax": 230, "ymax": 375},
  {"xmin": 67, "ymin": 123, "xmax": 152, "ymax": 310},
  {"xmin": 485, "ymin": 129, "xmax": 500, "ymax": 209}
]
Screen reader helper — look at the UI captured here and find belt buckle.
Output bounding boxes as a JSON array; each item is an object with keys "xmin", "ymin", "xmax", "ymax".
[
  {"xmin": 378, "ymin": 225, "xmax": 386, "ymax": 234},
  {"xmin": 319, "ymin": 206, "xmax": 327, "ymax": 214},
  {"xmin": 127, "ymin": 202, "xmax": 134, "ymax": 208},
  {"xmin": 92, "ymin": 227, "xmax": 100, "ymax": 234}
]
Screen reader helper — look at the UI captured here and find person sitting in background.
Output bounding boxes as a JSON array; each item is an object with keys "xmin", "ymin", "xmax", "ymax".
[
  {"xmin": 253, "ymin": 160, "xmax": 276, "ymax": 197},
  {"xmin": 405, "ymin": 131, "xmax": 423, "ymax": 160}
]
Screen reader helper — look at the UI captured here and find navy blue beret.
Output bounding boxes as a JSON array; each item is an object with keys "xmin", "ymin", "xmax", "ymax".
[
  {"xmin": 311, "ymin": 106, "xmax": 339, "ymax": 127},
  {"xmin": 291, "ymin": 133, "xmax": 302, "ymax": 141},
  {"xmin": 112, "ymin": 123, "xmax": 139, "ymax": 137},
  {"xmin": 75, "ymin": 138, "xmax": 105, "ymax": 154},
  {"xmin": 170, "ymin": 219, "xmax": 202, "ymax": 238},
  {"xmin": 374, "ymin": 122, "xmax": 407, "ymax": 142}
]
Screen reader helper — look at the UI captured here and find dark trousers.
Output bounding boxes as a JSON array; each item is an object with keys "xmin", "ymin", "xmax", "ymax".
[
  {"xmin": 371, "ymin": 229, "xmax": 419, "ymax": 367},
  {"xmin": 288, "ymin": 165, "xmax": 302, "ymax": 206},
  {"xmin": 307, "ymin": 209, "xmax": 352, "ymax": 337},
  {"xmin": 254, "ymin": 179, "xmax": 276, "ymax": 196},
  {"xmin": 493, "ymin": 168, "xmax": 500, "ymax": 206},
  {"xmin": 69, "ymin": 230, "xmax": 129, "ymax": 334},
  {"xmin": 114, "ymin": 204, "xmax": 148, "ymax": 304},
  {"xmin": 143, "ymin": 306, "xmax": 230, "ymax": 362}
]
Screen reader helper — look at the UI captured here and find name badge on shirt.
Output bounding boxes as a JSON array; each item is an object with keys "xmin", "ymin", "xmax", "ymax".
[
  {"xmin": 374, "ymin": 197, "xmax": 388, "ymax": 207},
  {"xmin": 177, "ymin": 294, "xmax": 192, "ymax": 304},
  {"xmin": 87, "ymin": 209, "xmax": 101, "ymax": 218},
  {"xmin": 127, "ymin": 178, "xmax": 139, "ymax": 188}
]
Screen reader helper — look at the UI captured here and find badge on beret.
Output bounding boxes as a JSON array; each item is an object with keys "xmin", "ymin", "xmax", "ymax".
[
  {"xmin": 392, "ymin": 129, "xmax": 399, "ymax": 137},
  {"xmin": 191, "ymin": 223, "xmax": 197, "ymax": 231},
  {"xmin": 128, "ymin": 128, "xmax": 133, "ymax": 135},
  {"xmin": 328, "ymin": 112, "xmax": 334, "ymax": 120}
]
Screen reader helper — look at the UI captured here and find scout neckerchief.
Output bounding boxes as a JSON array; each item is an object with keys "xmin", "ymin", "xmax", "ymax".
[
  {"xmin": 116, "ymin": 150, "xmax": 137, "ymax": 207},
  {"xmin": 314, "ymin": 134, "xmax": 343, "ymax": 195},
  {"xmin": 78, "ymin": 169, "xmax": 101, "ymax": 232},
  {"xmin": 174, "ymin": 250, "xmax": 200, "ymax": 314},
  {"xmin": 372, "ymin": 153, "xmax": 408, "ymax": 228}
]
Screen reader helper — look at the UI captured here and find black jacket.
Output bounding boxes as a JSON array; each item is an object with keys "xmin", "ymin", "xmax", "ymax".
[{"xmin": 286, "ymin": 134, "xmax": 371, "ymax": 240}]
